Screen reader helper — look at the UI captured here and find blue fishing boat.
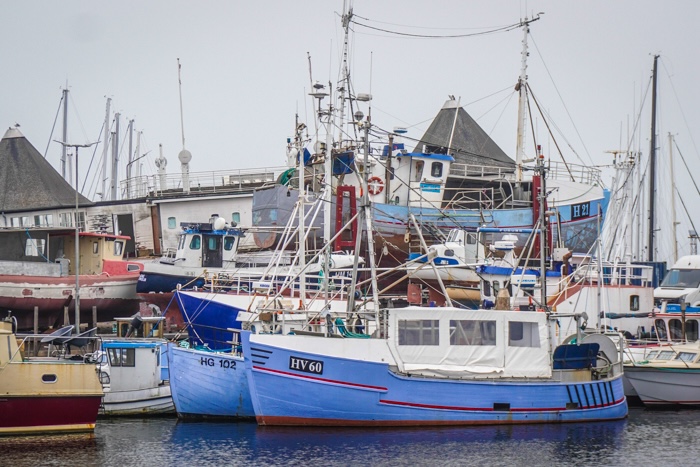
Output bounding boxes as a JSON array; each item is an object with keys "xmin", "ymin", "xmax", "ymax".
[
  {"xmin": 167, "ymin": 342, "xmax": 254, "ymax": 419},
  {"xmin": 242, "ymin": 306, "xmax": 628, "ymax": 426}
]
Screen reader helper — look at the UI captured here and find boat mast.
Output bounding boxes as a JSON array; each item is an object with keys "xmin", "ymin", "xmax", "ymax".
[
  {"xmin": 337, "ymin": 2, "xmax": 353, "ymax": 142},
  {"xmin": 669, "ymin": 132, "xmax": 678, "ymax": 262},
  {"xmin": 100, "ymin": 98, "xmax": 111, "ymax": 200},
  {"xmin": 647, "ymin": 54, "xmax": 659, "ymax": 262},
  {"xmin": 177, "ymin": 58, "xmax": 192, "ymax": 195},
  {"xmin": 61, "ymin": 86, "xmax": 69, "ymax": 180},
  {"xmin": 110, "ymin": 112, "xmax": 120, "ymax": 200},
  {"xmin": 295, "ymin": 115, "xmax": 307, "ymax": 303}
]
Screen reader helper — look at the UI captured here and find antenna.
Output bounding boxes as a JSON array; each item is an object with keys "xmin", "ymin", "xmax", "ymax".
[{"xmin": 177, "ymin": 58, "xmax": 192, "ymax": 194}]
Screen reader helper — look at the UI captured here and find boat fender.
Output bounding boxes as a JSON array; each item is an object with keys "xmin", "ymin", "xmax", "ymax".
[{"xmin": 11, "ymin": 315, "xmax": 17, "ymax": 334}]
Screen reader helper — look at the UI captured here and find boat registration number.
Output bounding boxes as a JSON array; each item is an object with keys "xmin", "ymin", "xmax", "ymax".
[
  {"xmin": 289, "ymin": 356, "xmax": 323, "ymax": 375},
  {"xmin": 200, "ymin": 357, "xmax": 237, "ymax": 369}
]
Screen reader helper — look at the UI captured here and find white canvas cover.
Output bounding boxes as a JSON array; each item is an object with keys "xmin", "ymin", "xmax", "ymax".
[{"xmin": 388, "ymin": 307, "xmax": 552, "ymax": 379}]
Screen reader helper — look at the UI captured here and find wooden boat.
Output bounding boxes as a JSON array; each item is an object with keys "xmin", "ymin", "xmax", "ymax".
[
  {"xmin": 0, "ymin": 314, "xmax": 103, "ymax": 435},
  {"xmin": 0, "ymin": 228, "xmax": 143, "ymax": 330}
]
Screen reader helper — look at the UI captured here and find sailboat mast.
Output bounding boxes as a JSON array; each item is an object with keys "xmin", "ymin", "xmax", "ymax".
[
  {"xmin": 647, "ymin": 54, "xmax": 659, "ymax": 262},
  {"xmin": 61, "ymin": 87, "xmax": 69, "ymax": 180},
  {"xmin": 101, "ymin": 98, "xmax": 111, "ymax": 200},
  {"xmin": 295, "ymin": 115, "xmax": 307, "ymax": 303},
  {"xmin": 669, "ymin": 132, "xmax": 678, "ymax": 262}
]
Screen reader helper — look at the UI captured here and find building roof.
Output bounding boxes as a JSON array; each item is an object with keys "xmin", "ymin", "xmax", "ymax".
[
  {"xmin": 412, "ymin": 98, "xmax": 515, "ymax": 171},
  {"xmin": 0, "ymin": 126, "xmax": 93, "ymax": 213}
]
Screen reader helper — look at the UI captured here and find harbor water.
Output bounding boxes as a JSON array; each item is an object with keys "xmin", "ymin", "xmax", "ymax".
[{"xmin": 1, "ymin": 409, "xmax": 698, "ymax": 466}]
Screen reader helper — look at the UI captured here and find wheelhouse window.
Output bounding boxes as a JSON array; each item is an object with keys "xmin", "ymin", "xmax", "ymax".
[
  {"xmin": 661, "ymin": 268, "xmax": 700, "ymax": 288},
  {"xmin": 206, "ymin": 236, "xmax": 219, "ymax": 251},
  {"xmin": 431, "ymin": 161, "xmax": 443, "ymax": 178},
  {"xmin": 669, "ymin": 319, "xmax": 684, "ymax": 341},
  {"xmin": 114, "ymin": 241, "xmax": 124, "ymax": 257},
  {"xmin": 449, "ymin": 320, "xmax": 497, "ymax": 346},
  {"xmin": 168, "ymin": 217, "xmax": 177, "ymax": 229},
  {"xmin": 107, "ymin": 348, "xmax": 136, "ymax": 367},
  {"xmin": 630, "ymin": 295, "xmax": 640, "ymax": 311},
  {"xmin": 654, "ymin": 319, "xmax": 667, "ymax": 340},
  {"xmin": 189, "ymin": 235, "xmax": 201, "ymax": 250},
  {"xmin": 398, "ymin": 319, "xmax": 439, "ymax": 346},
  {"xmin": 414, "ymin": 160, "xmax": 424, "ymax": 182},
  {"xmin": 686, "ymin": 320, "xmax": 699, "ymax": 341},
  {"xmin": 92, "ymin": 242, "xmax": 99, "ymax": 254},
  {"xmin": 224, "ymin": 236, "xmax": 236, "ymax": 251},
  {"xmin": 508, "ymin": 321, "xmax": 540, "ymax": 348}
]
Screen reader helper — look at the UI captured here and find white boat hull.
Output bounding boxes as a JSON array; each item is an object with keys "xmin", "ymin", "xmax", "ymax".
[{"xmin": 624, "ymin": 366, "xmax": 700, "ymax": 407}]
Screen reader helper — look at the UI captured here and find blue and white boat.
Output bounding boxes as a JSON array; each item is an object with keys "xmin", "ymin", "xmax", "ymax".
[
  {"xmin": 242, "ymin": 306, "xmax": 627, "ymax": 426},
  {"xmin": 167, "ymin": 342, "xmax": 254, "ymax": 419}
]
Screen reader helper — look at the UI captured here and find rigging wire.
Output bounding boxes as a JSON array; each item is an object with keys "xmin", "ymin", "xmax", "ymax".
[
  {"xmin": 350, "ymin": 17, "xmax": 523, "ymax": 39},
  {"xmin": 43, "ymin": 94, "xmax": 64, "ymax": 158}
]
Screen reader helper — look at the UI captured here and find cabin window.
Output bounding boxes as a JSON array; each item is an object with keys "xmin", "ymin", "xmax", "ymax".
[
  {"xmin": 668, "ymin": 319, "xmax": 684, "ymax": 341},
  {"xmin": 168, "ymin": 217, "xmax": 177, "ymax": 229},
  {"xmin": 206, "ymin": 237, "xmax": 218, "ymax": 251},
  {"xmin": 114, "ymin": 241, "xmax": 124, "ymax": 257},
  {"xmin": 467, "ymin": 233, "xmax": 476, "ymax": 244},
  {"xmin": 656, "ymin": 350, "xmax": 675, "ymax": 361},
  {"xmin": 676, "ymin": 352, "xmax": 697, "ymax": 363},
  {"xmin": 654, "ymin": 319, "xmax": 667, "ymax": 340},
  {"xmin": 493, "ymin": 281, "xmax": 500, "ymax": 294},
  {"xmin": 25, "ymin": 238, "xmax": 46, "ymax": 257},
  {"xmin": 449, "ymin": 320, "xmax": 497, "ymax": 346},
  {"xmin": 107, "ymin": 348, "xmax": 136, "ymax": 367},
  {"xmin": 11, "ymin": 217, "xmax": 20, "ymax": 227},
  {"xmin": 508, "ymin": 321, "xmax": 540, "ymax": 348},
  {"xmin": 231, "ymin": 212, "xmax": 241, "ymax": 224},
  {"xmin": 686, "ymin": 320, "xmax": 699, "ymax": 341},
  {"xmin": 93, "ymin": 242, "xmax": 99, "ymax": 254},
  {"xmin": 224, "ymin": 236, "xmax": 236, "ymax": 251},
  {"xmin": 414, "ymin": 160, "xmax": 424, "ymax": 182},
  {"xmin": 398, "ymin": 319, "xmax": 439, "ymax": 346},
  {"xmin": 645, "ymin": 350, "xmax": 659, "ymax": 360},
  {"xmin": 189, "ymin": 235, "xmax": 201, "ymax": 250},
  {"xmin": 20, "ymin": 216, "xmax": 30, "ymax": 227},
  {"xmin": 431, "ymin": 162, "xmax": 443, "ymax": 178},
  {"xmin": 629, "ymin": 295, "xmax": 640, "ymax": 311},
  {"xmin": 178, "ymin": 234, "xmax": 186, "ymax": 250},
  {"xmin": 483, "ymin": 281, "xmax": 491, "ymax": 297}
]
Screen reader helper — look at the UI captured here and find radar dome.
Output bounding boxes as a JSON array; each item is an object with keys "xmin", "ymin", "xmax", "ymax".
[
  {"xmin": 178, "ymin": 149, "xmax": 192, "ymax": 164},
  {"xmin": 213, "ymin": 217, "xmax": 226, "ymax": 230}
]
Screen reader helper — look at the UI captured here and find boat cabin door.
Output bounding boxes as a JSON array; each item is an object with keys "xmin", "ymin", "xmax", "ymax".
[{"xmin": 202, "ymin": 235, "xmax": 223, "ymax": 268}]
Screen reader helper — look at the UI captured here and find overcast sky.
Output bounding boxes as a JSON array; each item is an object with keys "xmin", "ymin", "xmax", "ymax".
[{"xmin": 2, "ymin": 0, "xmax": 699, "ymax": 263}]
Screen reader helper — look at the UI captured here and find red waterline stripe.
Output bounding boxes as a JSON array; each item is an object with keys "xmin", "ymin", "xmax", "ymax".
[
  {"xmin": 379, "ymin": 397, "xmax": 626, "ymax": 412},
  {"xmin": 252, "ymin": 366, "xmax": 388, "ymax": 391}
]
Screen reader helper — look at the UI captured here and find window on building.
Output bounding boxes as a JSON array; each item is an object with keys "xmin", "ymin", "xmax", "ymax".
[
  {"xmin": 189, "ymin": 235, "xmax": 201, "ymax": 250},
  {"xmin": 168, "ymin": 217, "xmax": 177, "ymax": 229},
  {"xmin": 25, "ymin": 238, "xmax": 46, "ymax": 257},
  {"xmin": 449, "ymin": 320, "xmax": 497, "ymax": 346},
  {"xmin": 398, "ymin": 319, "xmax": 439, "ymax": 345},
  {"xmin": 11, "ymin": 217, "xmax": 20, "ymax": 227},
  {"xmin": 231, "ymin": 212, "xmax": 241, "ymax": 224},
  {"xmin": 431, "ymin": 161, "xmax": 443, "ymax": 178}
]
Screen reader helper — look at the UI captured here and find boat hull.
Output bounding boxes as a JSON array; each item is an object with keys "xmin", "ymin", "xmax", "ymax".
[
  {"xmin": 624, "ymin": 366, "xmax": 700, "ymax": 407},
  {"xmin": 0, "ymin": 395, "xmax": 103, "ymax": 435},
  {"xmin": 168, "ymin": 343, "xmax": 254, "ymax": 419},
  {"xmin": 0, "ymin": 274, "xmax": 141, "ymax": 329},
  {"xmin": 101, "ymin": 386, "xmax": 174, "ymax": 416},
  {"xmin": 243, "ymin": 333, "xmax": 628, "ymax": 426}
]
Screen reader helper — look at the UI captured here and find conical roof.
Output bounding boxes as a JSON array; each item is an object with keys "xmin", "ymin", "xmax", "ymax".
[
  {"xmin": 412, "ymin": 98, "xmax": 515, "ymax": 171},
  {"xmin": 0, "ymin": 126, "xmax": 93, "ymax": 212}
]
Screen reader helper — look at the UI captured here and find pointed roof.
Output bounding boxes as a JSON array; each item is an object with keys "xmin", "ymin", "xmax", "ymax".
[
  {"xmin": 0, "ymin": 127, "xmax": 93, "ymax": 213},
  {"xmin": 412, "ymin": 99, "xmax": 515, "ymax": 171}
]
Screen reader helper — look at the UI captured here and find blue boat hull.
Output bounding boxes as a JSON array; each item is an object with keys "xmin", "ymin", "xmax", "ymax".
[
  {"xmin": 136, "ymin": 271, "xmax": 206, "ymax": 294},
  {"xmin": 243, "ymin": 333, "xmax": 628, "ymax": 426},
  {"xmin": 168, "ymin": 343, "xmax": 254, "ymax": 419}
]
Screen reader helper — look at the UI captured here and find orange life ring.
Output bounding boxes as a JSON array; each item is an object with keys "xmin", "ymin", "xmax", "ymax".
[{"xmin": 367, "ymin": 176, "xmax": 384, "ymax": 195}]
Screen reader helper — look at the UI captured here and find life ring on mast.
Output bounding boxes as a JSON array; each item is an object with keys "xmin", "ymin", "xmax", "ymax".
[{"xmin": 367, "ymin": 176, "xmax": 384, "ymax": 195}]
